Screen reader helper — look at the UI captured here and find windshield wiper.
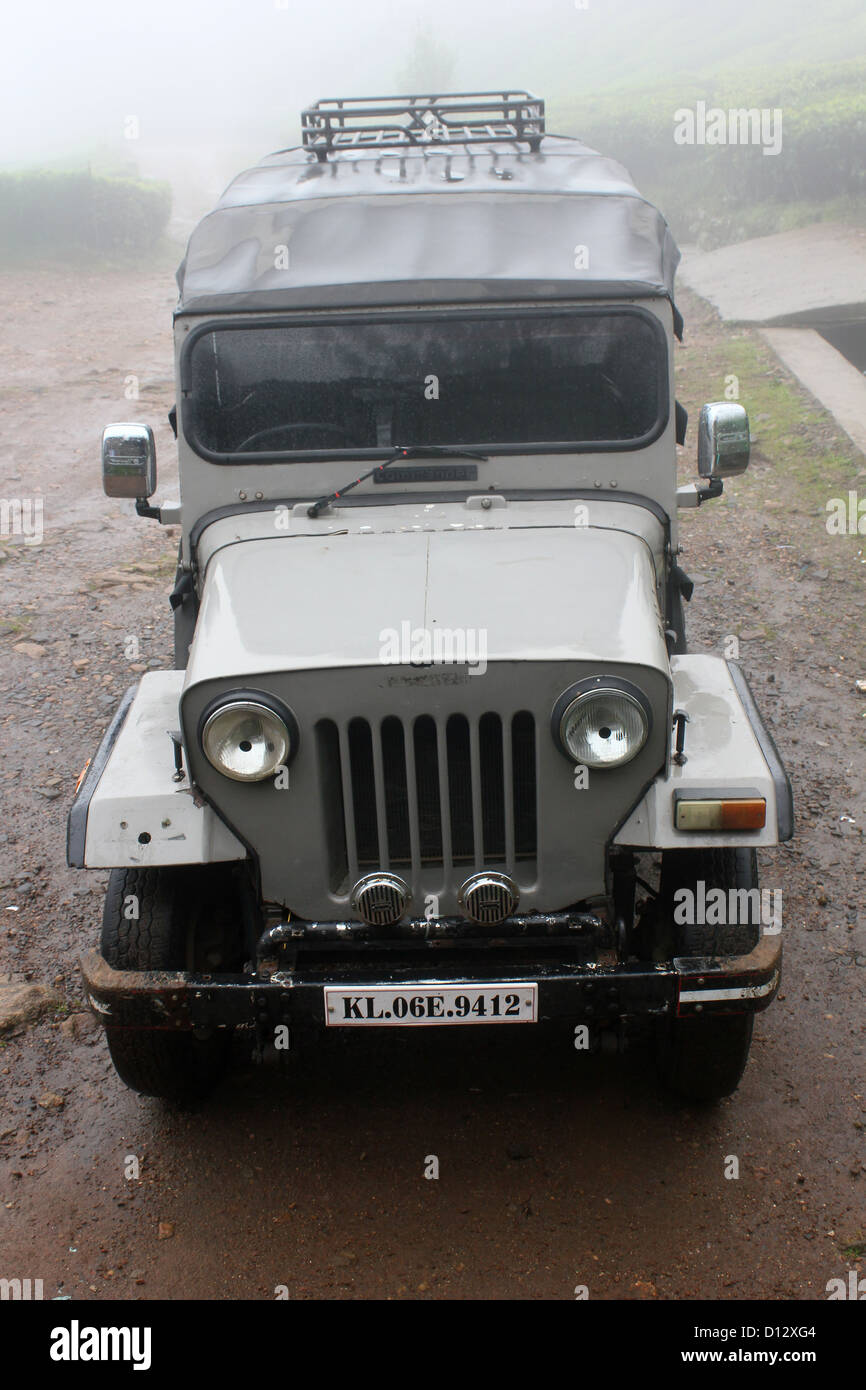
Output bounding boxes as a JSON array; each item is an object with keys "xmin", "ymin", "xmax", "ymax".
[{"xmin": 306, "ymin": 445, "xmax": 488, "ymax": 519}]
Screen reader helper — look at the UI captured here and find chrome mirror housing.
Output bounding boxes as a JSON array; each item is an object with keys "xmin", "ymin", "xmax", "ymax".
[
  {"xmin": 697, "ymin": 403, "xmax": 750, "ymax": 478},
  {"xmin": 102, "ymin": 423, "xmax": 157, "ymax": 499}
]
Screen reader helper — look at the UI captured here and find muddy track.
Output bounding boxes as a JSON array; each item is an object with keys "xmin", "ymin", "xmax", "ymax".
[{"xmin": 0, "ymin": 272, "xmax": 863, "ymax": 1301}]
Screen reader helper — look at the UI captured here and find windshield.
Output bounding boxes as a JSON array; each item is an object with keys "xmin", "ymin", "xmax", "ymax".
[{"xmin": 182, "ymin": 308, "xmax": 667, "ymax": 461}]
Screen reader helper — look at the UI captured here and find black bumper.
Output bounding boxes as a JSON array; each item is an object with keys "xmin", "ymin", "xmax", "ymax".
[{"xmin": 80, "ymin": 932, "xmax": 781, "ymax": 1033}]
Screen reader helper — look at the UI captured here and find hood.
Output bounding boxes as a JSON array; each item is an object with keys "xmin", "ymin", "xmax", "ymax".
[{"xmin": 183, "ymin": 524, "xmax": 670, "ymax": 692}]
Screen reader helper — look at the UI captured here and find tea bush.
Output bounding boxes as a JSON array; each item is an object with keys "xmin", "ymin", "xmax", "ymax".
[{"xmin": 0, "ymin": 170, "xmax": 171, "ymax": 259}]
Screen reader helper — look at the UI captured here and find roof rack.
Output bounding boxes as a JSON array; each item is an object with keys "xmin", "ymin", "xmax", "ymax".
[{"xmin": 301, "ymin": 90, "xmax": 545, "ymax": 161}]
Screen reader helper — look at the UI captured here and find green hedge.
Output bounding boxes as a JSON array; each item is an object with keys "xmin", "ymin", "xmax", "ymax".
[
  {"xmin": 550, "ymin": 58, "xmax": 866, "ymax": 243},
  {"xmin": 0, "ymin": 171, "xmax": 172, "ymax": 258}
]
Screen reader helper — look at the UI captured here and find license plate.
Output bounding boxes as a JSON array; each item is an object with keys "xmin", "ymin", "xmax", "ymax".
[{"xmin": 324, "ymin": 983, "xmax": 538, "ymax": 1027}]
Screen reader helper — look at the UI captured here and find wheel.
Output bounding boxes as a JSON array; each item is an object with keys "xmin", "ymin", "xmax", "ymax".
[
  {"xmin": 656, "ymin": 1012, "xmax": 754, "ymax": 1104},
  {"xmin": 100, "ymin": 865, "xmax": 243, "ymax": 1103},
  {"xmin": 654, "ymin": 847, "xmax": 760, "ymax": 1102}
]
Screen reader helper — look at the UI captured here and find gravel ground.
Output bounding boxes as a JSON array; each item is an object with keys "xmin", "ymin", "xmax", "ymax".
[{"xmin": 0, "ymin": 270, "xmax": 863, "ymax": 1301}]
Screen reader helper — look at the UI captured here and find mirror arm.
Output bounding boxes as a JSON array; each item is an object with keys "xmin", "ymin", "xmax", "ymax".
[
  {"xmin": 135, "ymin": 498, "xmax": 162, "ymax": 521},
  {"xmin": 696, "ymin": 477, "xmax": 724, "ymax": 503}
]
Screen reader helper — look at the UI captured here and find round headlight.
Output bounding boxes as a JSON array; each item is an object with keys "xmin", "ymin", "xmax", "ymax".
[
  {"xmin": 557, "ymin": 685, "xmax": 649, "ymax": 769},
  {"xmin": 202, "ymin": 700, "xmax": 292, "ymax": 782}
]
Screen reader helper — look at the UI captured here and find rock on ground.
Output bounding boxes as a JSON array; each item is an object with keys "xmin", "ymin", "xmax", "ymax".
[{"xmin": 0, "ymin": 980, "xmax": 62, "ymax": 1032}]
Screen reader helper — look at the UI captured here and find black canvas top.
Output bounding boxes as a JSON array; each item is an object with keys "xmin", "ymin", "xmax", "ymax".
[{"xmin": 175, "ymin": 134, "xmax": 680, "ymax": 317}]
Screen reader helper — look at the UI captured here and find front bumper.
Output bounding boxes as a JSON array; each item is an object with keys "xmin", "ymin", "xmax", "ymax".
[{"xmin": 80, "ymin": 931, "xmax": 781, "ymax": 1033}]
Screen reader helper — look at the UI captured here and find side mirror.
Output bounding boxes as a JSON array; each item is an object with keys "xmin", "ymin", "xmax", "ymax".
[
  {"xmin": 102, "ymin": 424, "xmax": 157, "ymax": 499},
  {"xmin": 697, "ymin": 403, "xmax": 750, "ymax": 478}
]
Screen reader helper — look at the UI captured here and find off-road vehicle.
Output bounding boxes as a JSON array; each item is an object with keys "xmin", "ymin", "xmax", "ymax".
[{"xmin": 68, "ymin": 92, "xmax": 793, "ymax": 1103}]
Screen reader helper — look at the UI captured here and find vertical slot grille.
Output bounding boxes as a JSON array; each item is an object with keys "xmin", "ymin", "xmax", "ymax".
[{"xmin": 321, "ymin": 710, "xmax": 537, "ymax": 893}]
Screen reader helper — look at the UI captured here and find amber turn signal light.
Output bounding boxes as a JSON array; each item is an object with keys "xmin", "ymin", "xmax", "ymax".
[{"xmin": 675, "ymin": 797, "xmax": 766, "ymax": 831}]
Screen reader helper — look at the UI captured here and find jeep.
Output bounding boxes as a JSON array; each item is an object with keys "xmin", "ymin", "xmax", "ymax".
[{"xmin": 68, "ymin": 91, "xmax": 793, "ymax": 1103}]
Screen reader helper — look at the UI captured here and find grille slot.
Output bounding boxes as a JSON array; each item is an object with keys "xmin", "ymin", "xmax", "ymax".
[
  {"xmin": 414, "ymin": 715, "xmax": 443, "ymax": 863},
  {"xmin": 512, "ymin": 710, "xmax": 537, "ymax": 860},
  {"xmin": 480, "ymin": 712, "xmax": 506, "ymax": 863},
  {"xmin": 320, "ymin": 712, "xmax": 537, "ymax": 892},
  {"xmin": 347, "ymin": 717, "xmax": 378, "ymax": 864},
  {"xmin": 447, "ymin": 714, "xmax": 474, "ymax": 862},
  {"xmin": 382, "ymin": 716, "xmax": 410, "ymax": 863}
]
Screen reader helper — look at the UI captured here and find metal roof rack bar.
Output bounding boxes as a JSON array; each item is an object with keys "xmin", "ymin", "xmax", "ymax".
[{"xmin": 301, "ymin": 90, "xmax": 545, "ymax": 161}]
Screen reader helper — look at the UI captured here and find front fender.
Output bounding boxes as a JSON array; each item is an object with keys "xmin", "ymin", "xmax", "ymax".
[
  {"xmin": 67, "ymin": 672, "xmax": 246, "ymax": 869},
  {"xmin": 614, "ymin": 655, "xmax": 793, "ymax": 849}
]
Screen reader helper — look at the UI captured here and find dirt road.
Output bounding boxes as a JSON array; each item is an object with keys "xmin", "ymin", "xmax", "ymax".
[{"xmin": 0, "ymin": 269, "xmax": 863, "ymax": 1300}]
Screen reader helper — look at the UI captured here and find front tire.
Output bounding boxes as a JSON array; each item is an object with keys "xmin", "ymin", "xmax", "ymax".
[
  {"xmin": 654, "ymin": 848, "xmax": 760, "ymax": 1102},
  {"xmin": 656, "ymin": 1012, "xmax": 754, "ymax": 1104},
  {"xmin": 100, "ymin": 865, "xmax": 242, "ymax": 1103}
]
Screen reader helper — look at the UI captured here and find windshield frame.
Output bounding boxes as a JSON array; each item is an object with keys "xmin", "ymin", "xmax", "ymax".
[{"xmin": 179, "ymin": 304, "xmax": 670, "ymax": 465}]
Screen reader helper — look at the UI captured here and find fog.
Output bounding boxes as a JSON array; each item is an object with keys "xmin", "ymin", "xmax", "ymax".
[{"xmin": 4, "ymin": 0, "xmax": 866, "ymax": 204}]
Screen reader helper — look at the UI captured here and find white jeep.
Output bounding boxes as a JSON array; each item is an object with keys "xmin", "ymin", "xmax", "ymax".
[{"xmin": 68, "ymin": 92, "xmax": 793, "ymax": 1103}]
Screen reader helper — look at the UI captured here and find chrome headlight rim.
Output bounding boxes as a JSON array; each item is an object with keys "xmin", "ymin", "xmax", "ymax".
[
  {"xmin": 198, "ymin": 690, "xmax": 299, "ymax": 783},
  {"xmin": 551, "ymin": 675, "xmax": 652, "ymax": 770}
]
